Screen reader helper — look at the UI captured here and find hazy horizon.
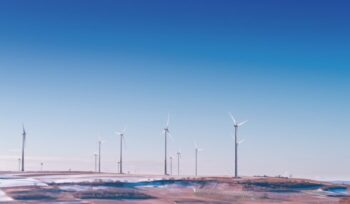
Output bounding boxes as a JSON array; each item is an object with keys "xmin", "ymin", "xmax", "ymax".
[{"xmin": 0, "ymin": 0, "xmax": 349, "ymax": 180}]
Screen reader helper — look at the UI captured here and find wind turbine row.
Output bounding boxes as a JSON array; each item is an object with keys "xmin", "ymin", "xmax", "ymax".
[{"xmin": 18, "ymin": 112, "xmax": 247, "ymax": 178}]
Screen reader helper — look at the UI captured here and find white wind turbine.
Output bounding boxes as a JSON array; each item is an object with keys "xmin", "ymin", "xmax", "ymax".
[
  {"xmin": 194, "ymin": 142, "xmax": 203, "ymax": 177},
  {"xmin": 93, "ymin": 152, "xmax": 98, "ymax": 172},
  {"xmin": 176, "ymin": 149, "xmax": 181, "ymax": 176},
  {"xmin": 115, "ymin": 127, "xmax": 126, "ymax": 174},
  {"xmin": 162, "ymin": 114, "xmax": 171, "ymax": 175},
  {"xmin": 229, "ymin": 112, "xmax": 248, "ymax": 178},
  {"xmin": 97, "ymin": 138, "xmax": 104, "ymax": 173},
  {"xmin": 21, "ymin": 125, "xmax": 26, "ymax": 172}
]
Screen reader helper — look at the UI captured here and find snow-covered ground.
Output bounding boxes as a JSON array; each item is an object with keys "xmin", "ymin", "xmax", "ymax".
[
  {"xmin": 35, "ymin": 173, "xmax": 166, "ymax": 184},
  {"xmin": 0, "ymin": 177, "xmax": 47, "ymax": 188}
]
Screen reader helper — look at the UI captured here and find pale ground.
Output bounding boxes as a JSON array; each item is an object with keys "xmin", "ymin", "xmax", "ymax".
[{"xmin": 0, "ymin": 171, "xmax": 349, "ymax": 203}]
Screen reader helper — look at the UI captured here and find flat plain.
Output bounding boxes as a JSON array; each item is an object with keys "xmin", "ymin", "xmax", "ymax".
[{"xmin": 0, "ymin": 172, "xmax": 349, "ymax": 203}]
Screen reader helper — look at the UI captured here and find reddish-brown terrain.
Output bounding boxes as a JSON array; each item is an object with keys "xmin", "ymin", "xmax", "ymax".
[{"xmin": 0, "ymin": 172, "xmax": 349, "ymax": 203}]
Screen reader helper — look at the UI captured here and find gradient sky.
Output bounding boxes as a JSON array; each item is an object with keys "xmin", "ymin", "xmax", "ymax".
[{"xmin": 0, "ymin": 0, "xmax": 349, "ymax": 180}]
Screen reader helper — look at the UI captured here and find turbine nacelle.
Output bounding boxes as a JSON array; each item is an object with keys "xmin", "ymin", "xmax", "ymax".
[
  {"xmin": 194, "ymin": 142, "xmax": 203, "ymax": 152},
  {"xmin": 115, "ymin": 127, "xmax": 126, "ymax": 137},
  {"xmin": 177, "ymin": 149, "xmax": 181, "ymax": 157},
  {"xmin": 163, "ymin": 127, "xmax": 170, "ymax": 133}
]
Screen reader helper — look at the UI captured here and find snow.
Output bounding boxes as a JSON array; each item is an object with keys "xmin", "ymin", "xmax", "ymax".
[
  {"xmin": 59, "ymin": 185, "xmax": 108, "ymax": 191},
  {"xmin": 0, "ymin": 177, "xmax": 47, "ymax": 188},
  {"xmin": 0, "ymin": 190, "xmax": 13, "ymax": 201},
  {"xmin": 38, "ymin": 174, "xmax": 164, "ymax": 184}
]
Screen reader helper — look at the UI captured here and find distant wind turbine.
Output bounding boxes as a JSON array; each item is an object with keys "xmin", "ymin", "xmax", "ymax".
[
  {"xmin": 40, "ymin": 162, "xmax": 44, "ymax": 171},
  {"xmin": 229, "ymin": 112, "xmax": 248, "ymax": 178},
  {"xmin": 21, "ymin": 125, "xmax": 26, "ymax": 172},
  {"xmin": 98, "ymin": 139, "xmax": 103, "ymax": 173},
  {"xmin": 162, "ymin": 114, "xmax": 171, "ymax": 175},
  {"xmin": 115, "ymin": 128, "xmax": 126, "ymax": 174},
  {"xmin": 176, "ymin": 150, "xmax": 181, "ymax": 176},
  {"xmin": 194, "ymin": 142, "xmax": 203, "ymax": 177}
]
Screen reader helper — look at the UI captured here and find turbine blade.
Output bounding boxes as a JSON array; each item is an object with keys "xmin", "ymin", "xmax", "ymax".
[
  {"xmin": 238, "ymin": 120, "xmax": 248, "ymax": 126},
  {"xmin": 168, "ymin": 132, "xmax": 174, "ymax": 141},
  {"xmin": 229, "ymin": 112, "xmax": 237, "ymax": 125},
  {"xmin": 122, "ymin": 135, "xmax": 127, "ymax": 149},
  {"xmin": 238, "ymin": 139, "xmax": 245, "ymax": 144}
]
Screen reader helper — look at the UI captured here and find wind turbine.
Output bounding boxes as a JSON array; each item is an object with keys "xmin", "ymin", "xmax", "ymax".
[
  {"xmin": 40, "ymin": 162, "xmax": 44, "ymax": 171},
  {"xmin": 229, "ymin": 112, "xmax": 248, "ymax": 178},
  {"xmin": 115, "ymin": 128, "xmax": 126, "ymax": 174},
  {"xmin": 98, "ymin": 139, "xmax": 103, "ymax": 173},
  {"xmin": 176, "ymin": 150, "xmax": 181, "ymax": 176},
  {"xmin": 194, "ymin": 142, "xmax": 203, "ymax": 177},
  {"xmin": 21, "ymin": 125, "xmax": 26, "ymax": 172},
  {"xmin": 162, "ymin": 114, "xmax": 171, "ymax": 175}
]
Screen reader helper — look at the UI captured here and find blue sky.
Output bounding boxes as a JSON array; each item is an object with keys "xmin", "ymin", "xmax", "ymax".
[{"xmin": 0, "ymin": 0, "xmax": 349, "ymax": 179}]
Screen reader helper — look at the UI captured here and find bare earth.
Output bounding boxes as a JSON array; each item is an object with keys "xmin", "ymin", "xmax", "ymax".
[{"xmin": 0, "ymin": 171, "xmax": 349, "ymax": 203}]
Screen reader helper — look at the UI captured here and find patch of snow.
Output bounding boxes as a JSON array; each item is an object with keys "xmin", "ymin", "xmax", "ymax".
[
  {"xmin": 0, "ymin": 190, "xmax": 13, "ymax": 201},
  {"xmin": 48, "ymin": 176, "xmax": 163, "ymax": 184},
  {"xmin": 59, "ymin": 185, "xmax": 108, "ymax": 192}
]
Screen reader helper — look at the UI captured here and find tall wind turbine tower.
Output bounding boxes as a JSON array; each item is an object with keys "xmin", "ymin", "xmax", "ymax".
[
  {"xmin": 194, "ymin": 142, "xmax": 203, "ymax": 177},
  {"xmin": 162, "ymin": 114, "xmax": 170, "ymax": 175},
  {"xmin": 21, "ymin": 125, "xmax": 26, "ymax": 172},
  {"xmin": 115, "ymin": 128, "xmax": 126, "ymax": 174},
  {"xmin": 176, "ymin": 150, "xmax": 181, "ymax": 176},
  {"xmin": 98, "ymin": 140, "xmax": 102, "ymax": 173},
  {"xmin": 229, "ymin": 113, "xmax": 247, "ymax": 178}
]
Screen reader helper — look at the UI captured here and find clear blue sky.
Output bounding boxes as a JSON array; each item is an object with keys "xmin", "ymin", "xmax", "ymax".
[{"xmin": 0, "ymin": 0, "xmax": 349, "ymax": 179}]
